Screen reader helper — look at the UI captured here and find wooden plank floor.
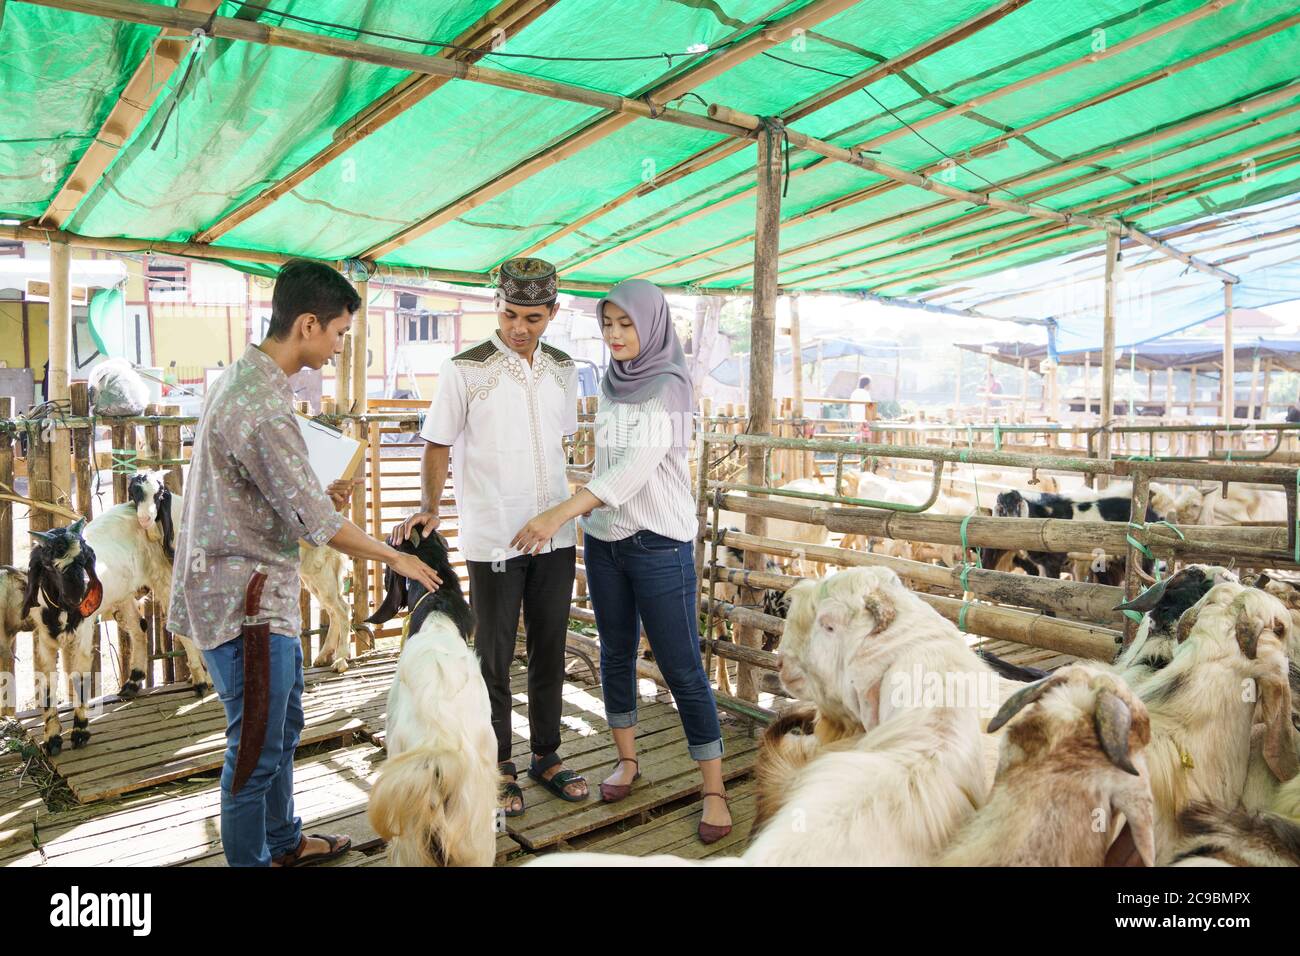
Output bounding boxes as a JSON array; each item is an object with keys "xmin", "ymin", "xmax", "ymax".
[
  {"xmin": 973, "ymin": 637, "xmax": 1080, "ymax": 672},
  {"xmin": 3, "ymin": 656, "xmax": 760, "ymax": 866},
  {"xmin": 15, "ymin": 654, "xmax": 397, "ymax": 804}
]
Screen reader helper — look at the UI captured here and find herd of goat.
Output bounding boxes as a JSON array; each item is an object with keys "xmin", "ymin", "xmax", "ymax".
[
  {"xmin": 0, "ymin": 472, "xmax": 356, "ymax": 753},
  {"xmin": 367, "ymin": 532, "xmax": 1300, "ymax": 866},
  {"xmin": 2, "ymin": 463, "xmax": 1298, "ymax": 867}
]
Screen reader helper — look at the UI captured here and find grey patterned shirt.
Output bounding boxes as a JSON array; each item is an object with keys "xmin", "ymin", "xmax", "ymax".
[{"xmin": 168, "ymin": 344, "xmax": 345, "ymax": 650}]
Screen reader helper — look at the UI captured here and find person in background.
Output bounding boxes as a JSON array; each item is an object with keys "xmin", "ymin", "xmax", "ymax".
[
  {"xmin": 513, "ymin": 278, "xmax": 732, "ymax": 844},
  {"xmin": 850, "ymin": 374, "xmax": 873, "ymax": 440},
  {"xmin": 391, "ymin": 257, "xmax": 587, "ymax": 816},
  {"xmin": 169, "ymin": 260, "xmax": 440, "ymax": 868}
]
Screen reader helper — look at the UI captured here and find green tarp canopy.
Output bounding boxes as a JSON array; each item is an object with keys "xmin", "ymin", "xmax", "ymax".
[{"xmin": 1, "ymin": 0, "xmax": 1298, "ymax": 308}]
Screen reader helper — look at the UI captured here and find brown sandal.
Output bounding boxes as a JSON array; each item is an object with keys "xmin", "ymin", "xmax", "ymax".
[
  {"xmin": 271, "ymin": 832, "xmax": 352, "ymax": 867},
  {"xmin": 698, "ymin": 791, "xmax": 732, "ymax": 845},
  {"xmin": 599, "ymin": 757, "xmax": 641, "ymax": 803}
]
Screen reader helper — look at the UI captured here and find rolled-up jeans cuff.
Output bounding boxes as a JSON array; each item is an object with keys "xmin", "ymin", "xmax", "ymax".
[
  {"xmin": 606, "ymin": 708, "xmax": 637, "ymax": 730},
  {"xmin": 687, "ymin": 737, "xmax": 724, "ymax": 762}
]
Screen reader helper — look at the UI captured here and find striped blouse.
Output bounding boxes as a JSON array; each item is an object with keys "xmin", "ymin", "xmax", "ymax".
[{"xmin": 581, "ymin": 393, "xmax": 697, "ymax": 544}]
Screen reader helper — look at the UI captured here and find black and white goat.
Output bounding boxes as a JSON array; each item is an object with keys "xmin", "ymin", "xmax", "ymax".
[
  {"xmin": 365, "ymin": 531, "xmax": 496, "ymax": 866},
  {"xmin": 1110, "ymin": 565, "xmax": 1238, "ymax": 686},
  {"xmin": 984, "ymin": 489, "xmax": 1157, "ymax": 585},
  {"xmin": 21, "ymin": 520, "xmax": 103, "ymax": 753}
]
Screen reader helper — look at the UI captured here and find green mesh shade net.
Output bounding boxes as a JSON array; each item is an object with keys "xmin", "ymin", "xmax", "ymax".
[{"xmin": 1, "ymin": 0, "xmax": 1297, "ymax": 334}]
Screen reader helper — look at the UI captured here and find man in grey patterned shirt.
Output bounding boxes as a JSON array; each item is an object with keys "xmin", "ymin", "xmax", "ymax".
[{"xmin": 169, "ymin": 260, "xmax": 438, "ymax": 868}]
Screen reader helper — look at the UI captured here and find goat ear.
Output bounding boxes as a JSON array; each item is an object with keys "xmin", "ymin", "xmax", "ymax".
[
  {"xmin": 67, "ymin": 517, "xmax": 86, "ymax": 537},
  {"xmin": 986, "ymin": 676, "xmax": 1054, "ymax": 733},
  {"xmin": 29, "ymin": 530, "xmax": 56, "ymax": 545},
  {"xmin": 1114, "ymin": 578, "xmax": 1170, "ymax": 614},
  {"xmin": 364, "ymin": 567, "xmax": 407, "ymax": 625},
  {"xmin": 21, "ymin": 551, "xmax": 43, "ymax": 618},
  {"xmin": 1258, "ymin": 673, "xmax": 1300, "ymax": 782},
  {"xmin": 158, "ymin": 490, "xmax": 175, "ymax": 562},
  {"xmin": 1094, "ymin": 689, "xmax": 1140, "ymax": 776},
  {"xmin": 1105, "ymin": 790, "xmax": 1156, "ymax": 867}
]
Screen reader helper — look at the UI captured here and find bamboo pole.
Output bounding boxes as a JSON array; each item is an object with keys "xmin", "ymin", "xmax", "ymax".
[
  {"xmin": 27, "ymin": 429, "xmax": 53, "ymax": 536},
  {"xmin": 352, "ymin": 279, "xmax": 369, "ymax": 415},
  {"xmin": 716, "ymin": 491, "xmax": 1292, "ymax": 561},
  {"xmin": 195, "ymin": 0, "xmax": 558, "ymax": 243},
  {"xmin": 0, "ymin": 397, "xmax": 10, "ymax": 716},
  {"xmin": 27, "ymin": 0, "xmax": 1247, "ymax": 283},
  {"xmin": 0, "ymin": 223, "xmax": 710, "ymax": 298},
  {"xmin": 536, "ymin": 0, "xmax": 1033, "ymax": 268},
  {"xmin": 360, "ymin": 0, "xmax": 864, "ymax": 260},
  {"xmin": 0, "ymin": 397, "xmax": 13, "ymax": 566},
  {"xmin": 734, "ymin": 122, "xmax": 783, "ymax": 702},
  {"xmin": 714, "ymin": 535, "xmax": 1125, "ymax": 625},
  {"xmin": 70, "ymin": 383, "xmax": 93, "ymax": 520},
  {"xmin": 1100, "ymin": 233, "xmax": 1119, "ymax": 467},
  {"xmin": 351, "ymin": 419, "xmax": 371, "ymax": 650},
  {"xmin": 1165, "ymin": 367, "xmax": 1175, "ymax": 423},
  {"xmin": 853, "ymin": 0, "xmax": 1244, "ymax": 157},
  {"xmin": 644, "ymin": 11, "xmax": 1300, "ymax": 286},
  {"xmin": 39, "ymin": 0, "xmax": 222, "ymax": 227},
  {"xmin": 1261, "ymin": 359, "xmax": 1273, "ymax": 421},
  {"xmin": 708, "ymin": 586, "xmax": 1117, "ymax": 662},
  {"xmin": 953, "ymin": 349, "xmax": 962, "ymax": 418},
  {"xmin": 1223, "ymin": 283, "xmax": 1235, "ymax": 424},
  {"xmin": 746, "ymin": 122, "xmax": 1300, "ymax": 288},
  {"xmin": 1247, "ymin": 351, "xmax": 1261, "ymax": 421},
  {"xmin": 48, "ymin": 241, "xmax": 73, "ymax": 525},
  {"xmin": 1020, "ymin": 357, "xmax": 1030, "ymax": 421},
  {"xmin": 335, "ymin": 331, "xmax": 353, "ymax": 417}
]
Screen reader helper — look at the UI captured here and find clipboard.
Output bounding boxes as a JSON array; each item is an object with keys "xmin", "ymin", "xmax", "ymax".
[{"xmin": 295, "ymin": 413, "xmax": 367, "ymax": 492}]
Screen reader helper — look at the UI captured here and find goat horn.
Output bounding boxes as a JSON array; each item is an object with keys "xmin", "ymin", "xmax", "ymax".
[
  {"xmin": 1094, "ymin": 689, "xmax": 1139, "ymax": 776},
  {"xmin": 986, "ymin": 676, "xmax": 1054, "ymax": 733},
  {"xmin": 1113, "ymin": 577, "xmax": 1170, "ymax": 614}
]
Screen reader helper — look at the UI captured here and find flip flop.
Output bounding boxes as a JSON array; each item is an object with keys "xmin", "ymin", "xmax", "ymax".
[
  {"xmin": 272, "ymin": 832, "xmax": 351, "ymax": 867},
  {"xmin": 528, "ymin": 752, "xmax": 588, "ymax": 803}
]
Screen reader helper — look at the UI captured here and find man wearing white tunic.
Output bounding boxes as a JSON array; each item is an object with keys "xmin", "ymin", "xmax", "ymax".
[{"xmin": 393, "ymin": 257, "xmax": 587, "ymax": 813}]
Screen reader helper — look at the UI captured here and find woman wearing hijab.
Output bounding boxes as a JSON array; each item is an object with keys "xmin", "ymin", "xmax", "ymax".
[{"xmin": 513, "ymin": 279, "xmax": 731, "ymax": 844}]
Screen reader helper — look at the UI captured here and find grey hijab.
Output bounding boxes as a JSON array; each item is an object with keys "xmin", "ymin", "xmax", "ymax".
[{"xmin": 598, "ymin": 279, "xmax": 693, "ymax": 449}]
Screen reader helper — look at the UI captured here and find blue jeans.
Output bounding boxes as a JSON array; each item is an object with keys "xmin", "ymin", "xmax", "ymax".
[
  {"xmin": 585, "ymin": 531, "xmax": 723, "ymax": 761},
  {"xmin": 202, "ymin": 633, "xmax": 305, "ymax": 867}
]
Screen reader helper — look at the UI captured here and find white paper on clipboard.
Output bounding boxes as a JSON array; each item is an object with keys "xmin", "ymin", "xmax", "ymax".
[{"xmin": 295, "ymin": 414, "xmax": 366, "ymax": 492}]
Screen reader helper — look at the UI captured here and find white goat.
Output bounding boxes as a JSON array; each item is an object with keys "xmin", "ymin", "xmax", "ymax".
[
  {"xmin": 527, "ymin": 567, "xmax": 992, "ymax": 868},
  {"xmin": 0, "ymin": 566, "xmax": 34, "ymax": 717},
  {"xmin": 1138, "ymin": 583, "xmax": 1298, "ymax": 862},
  {"xmin": 940, "ymin": 663, "xmax": 1157, "ymax": 866},
  {"xmin": 101, "ymin": 474, "xmax": 210, "ymax": 697},
  {"xmin": 298, "ymin": 541, "xmax": 356, "ymax": 673},
  {"xmin": 743, "ymin": 566, "xmax": 992, "ymax": 865},
  {"xmin": 1166, "ymin": 485, "xmax": 1288, "ymax": 526},
  {"xmin": 366, "ymin": 531, "xmax": 496, "ymax": 867}
]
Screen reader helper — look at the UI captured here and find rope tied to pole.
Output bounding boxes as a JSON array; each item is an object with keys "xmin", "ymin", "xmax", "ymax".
[{"xmin": 758, "ymin": 116, "xmax": 791, "ymax": 198}]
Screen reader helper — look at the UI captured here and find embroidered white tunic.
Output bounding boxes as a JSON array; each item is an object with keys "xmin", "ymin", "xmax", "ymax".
[{"xmin": 420, "ymin": 332, "xmax": 578, "ymax": 563}]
